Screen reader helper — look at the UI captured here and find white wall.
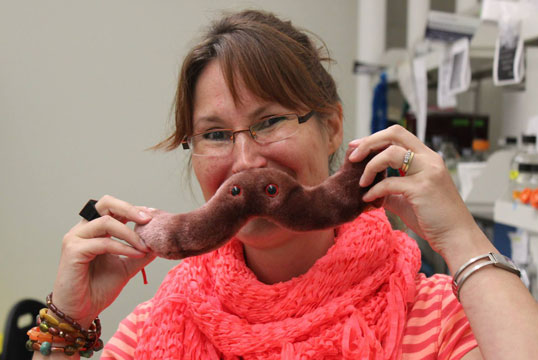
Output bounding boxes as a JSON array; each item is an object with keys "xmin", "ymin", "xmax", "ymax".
[{"xmin": 0, "ymin": 0, "xmax": 358, "ymax": 344}]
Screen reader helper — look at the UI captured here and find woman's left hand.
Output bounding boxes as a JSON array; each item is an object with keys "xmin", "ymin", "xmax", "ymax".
[{"xmin": 348, "ymin": 125, "xmax": 481, "ymax": 259}]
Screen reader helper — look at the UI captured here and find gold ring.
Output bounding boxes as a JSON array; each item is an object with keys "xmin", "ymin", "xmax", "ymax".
[{"xmin": 401, "ymin": 150, "xmax": 414, "ymax": 175}]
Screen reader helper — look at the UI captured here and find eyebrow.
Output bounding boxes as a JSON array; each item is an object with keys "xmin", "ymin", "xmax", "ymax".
[{"xmin": 194, "ymin": 104, "xmax": 282, "ymax": 129}]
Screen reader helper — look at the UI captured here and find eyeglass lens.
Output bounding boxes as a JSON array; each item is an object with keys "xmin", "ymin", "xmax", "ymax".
[{"xmin": 189, "ymin": 114, "xmax": 302, "ymax": 156}]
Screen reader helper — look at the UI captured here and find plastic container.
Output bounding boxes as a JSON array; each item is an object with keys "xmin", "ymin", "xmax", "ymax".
[
  {"xmin": 510, "ymin": 134, "xmax": 537, "ymax": 181},
  {"xmin": 518, "ymin": 135, "xmax": 538, "ymax": 164},
  {"xmin": 531, "ymin": 164, "xmax": 538, "ymax": 186},
  {"xmin": 504, "ymin": 136, "xmax": 518, "ymax": 150},
  {"xmin": 471, "ymin": 139, "xmax": 490, "ymax": 162},
  {"xmin": 516, "ymin": 163, "xmax": 534, "ymax": 188},
  {"xmin": 512, "ymin": 163, "xmax": 534, "ymax": 204}
]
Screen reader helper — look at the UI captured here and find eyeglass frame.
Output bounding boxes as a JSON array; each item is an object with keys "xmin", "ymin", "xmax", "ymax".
[{"xmin": 181, "ymin": 110, "xmax": 315, "ymax": 154}]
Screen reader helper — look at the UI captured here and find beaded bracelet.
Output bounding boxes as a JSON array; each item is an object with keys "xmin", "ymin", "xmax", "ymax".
[
  {"xmin": 46, "ymin": 293, "xmax": 102, "ymax": 346},
  {"xmin": 36, "ymin": 311, "xmax": 92, "ymax": 345},
  {"xmin": 26, "ymin": 339, "xmax": 95, "ymax": 357},
  {"xmin": 26, "ymin": 331, "xmax": 103, "ymax": 357},
  {"xmin": 26, "ymin": 293, "xmax": 104, "ymax": 357},
  {"xmin": 46, "ymin": 293, "xmax": 92, "ymax": 337}
]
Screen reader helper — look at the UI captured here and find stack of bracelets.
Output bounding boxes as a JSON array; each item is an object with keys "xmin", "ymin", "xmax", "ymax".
[{"xmin": 25, "ymin": 292, "xmax": 103, "ymax": 357}]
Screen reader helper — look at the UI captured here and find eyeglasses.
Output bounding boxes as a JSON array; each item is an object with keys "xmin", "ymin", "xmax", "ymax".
[{"xmin": 182, "ymin": 111, "xmax": 314, "ymax": 157}]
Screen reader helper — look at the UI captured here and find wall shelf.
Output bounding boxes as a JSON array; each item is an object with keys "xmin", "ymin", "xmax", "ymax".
[
  {"xmin": 463, "ymin": 149, "xmax": 513, "ymax": 221},
  {"xmin": 494, "ymin": 198, "xmax": 538, "ymax": 234}
]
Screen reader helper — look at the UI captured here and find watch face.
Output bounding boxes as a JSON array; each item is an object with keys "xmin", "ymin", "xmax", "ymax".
[{"xmin": 491, "ymin": 253, "xmax": 521, "ymax": 276}]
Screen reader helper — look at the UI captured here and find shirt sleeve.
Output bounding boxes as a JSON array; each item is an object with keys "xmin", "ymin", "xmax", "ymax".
[
  {"xmin": 436, "ymin": 276, "xmax": 478, "ymax": 360},
  {"xmin": 100, "ymin": 300, "xmax": 153, "ymax": 360}
]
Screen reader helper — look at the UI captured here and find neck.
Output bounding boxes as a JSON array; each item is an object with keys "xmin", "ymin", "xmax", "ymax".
[{"xmin": 243, "ymin": 229, "xmax": 335, "ymax": 284}]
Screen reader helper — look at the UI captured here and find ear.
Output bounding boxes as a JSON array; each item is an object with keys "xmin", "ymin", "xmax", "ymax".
[{"xmin": 325, "ymin": 103, "xmax": 344, "ymax": 155}]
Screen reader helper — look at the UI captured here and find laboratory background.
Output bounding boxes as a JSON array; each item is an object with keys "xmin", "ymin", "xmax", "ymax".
[{"xmin": 1, "ymin": 0, "xmax": 538, "ymax": 353}]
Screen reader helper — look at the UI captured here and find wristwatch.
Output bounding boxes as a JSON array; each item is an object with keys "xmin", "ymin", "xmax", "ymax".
[{"xmin": 452, "ymin": 252, "xmax": 521, "ymax": 300}]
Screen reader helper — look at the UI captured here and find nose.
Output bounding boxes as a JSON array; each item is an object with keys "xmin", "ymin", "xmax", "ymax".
[{"xmin": 231, "ymin": 131, "xmax": 267, "ymax": 174}]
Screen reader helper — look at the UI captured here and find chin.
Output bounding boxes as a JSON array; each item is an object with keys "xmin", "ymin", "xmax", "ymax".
[{"xmin": 236, "ymin": 218, "xmax": 286, "ymax": 247}]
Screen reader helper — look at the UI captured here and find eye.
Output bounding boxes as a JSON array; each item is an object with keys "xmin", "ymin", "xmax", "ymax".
[
  {"xmin": 231, "ymin": 185, "xmax": 242, "ymax": 196},
  {"xmin": 255, "ymin": 116, "xmax": 288, "ymax": 131},
  {"xmin": 265, "ymin": 184, "xmax": 279, "ymax": 197},
  {"xmin": 202, "ymin": 130, "xmax": 231, "ymax": 141}
]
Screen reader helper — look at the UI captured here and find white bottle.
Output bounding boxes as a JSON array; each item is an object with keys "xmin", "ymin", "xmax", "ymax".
[
  {"xmin": 504, "ymin": 136, "xmax": 518, "ymax": 150},
  {"xmin": 531, "ymin": 164, "xmax": 538, "ymax": 187},
  {"xmin": 510, "ymin": 135, "xmax": 537, "ymax": 181},
  {"xmin": 515, "ymin": 163, "xmax": 533, "ymax": 191}
]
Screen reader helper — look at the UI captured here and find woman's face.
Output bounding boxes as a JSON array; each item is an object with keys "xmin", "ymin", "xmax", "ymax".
[{"xmin": 191, "ymin": 60, "xmax": 342, "ymax": 246}]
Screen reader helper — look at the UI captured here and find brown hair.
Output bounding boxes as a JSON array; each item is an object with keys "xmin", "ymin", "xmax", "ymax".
[{"xmin": 155, "ymin": 9, "xmax": 341, "ymax": 168}]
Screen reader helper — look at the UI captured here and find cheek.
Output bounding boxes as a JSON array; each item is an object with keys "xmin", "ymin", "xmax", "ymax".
[
  {"xmin": 267, "ymin": 134, "xmax": 330, "ymax": 186},
  {"xmin": 296, "ymin": 129, "xmax": 331, "ymax": 179},
  {"xmin": 192, "ymin": 158, "xmax": 229, "ymax": 201}
]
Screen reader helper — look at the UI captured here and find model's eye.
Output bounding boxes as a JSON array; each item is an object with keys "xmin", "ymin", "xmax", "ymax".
[
  {"xmin": 265, "ymin": 184, "xmax": 279, "ymax": 197},
  {"xmin": 202, "ymin": 130, "xmax": 232, "ymax": 142},
  {"xmin": 256, "ymin": 116, "xmax": 287, "ymax": 131},
  {"xmin": 231, "ymin": 185, "xmax": 242, "ymax": 196}
]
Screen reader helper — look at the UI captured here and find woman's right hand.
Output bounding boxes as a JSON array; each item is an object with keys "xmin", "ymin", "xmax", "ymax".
[{"xmin": 51, "ymin": 195, "xmax": 157, "ymax": 328}]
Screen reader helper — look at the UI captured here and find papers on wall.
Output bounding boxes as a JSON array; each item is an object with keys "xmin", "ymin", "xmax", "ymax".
[
  {"xmin": 437, "ymin": 38, "xmax": 472, "ymax": 108},
  {"xmin": 448, "ymin": 38, "xmax": 472, "ymax": 95},
  {"xmin": 493, "ymin": 19, "xmax": 525, "ymax": 86},
  {"xmin": 437, "ymin": 47, "xmax": 458, "ymax": 109},
  {"xmin": 481, "ymin": 0, "xmax": 531, "ymax": 86}
]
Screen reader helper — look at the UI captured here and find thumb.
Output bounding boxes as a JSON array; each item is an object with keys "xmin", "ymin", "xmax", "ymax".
[{"xmin": 384, "ymin": 194, "xmax": 421, "ymax": 236}]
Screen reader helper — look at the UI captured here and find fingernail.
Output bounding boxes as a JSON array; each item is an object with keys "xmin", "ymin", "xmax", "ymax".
[
  {"xmin": 349, "ymin": 148, "xmax": 359, "ymax": 160},
  {"xmin": 133, "ymin": 250, "xmax": 147, "ymax": 257},
  {"xmin": 359, "ymin": 174, "xmax": 366, "ymax": 187},
  {"xmin": 139, "ymin": 211, "xmax": 151, "ymax": 220},
  {"xmin": 140, "ymin": 241, "xmax": 150, "ymax": 252}
]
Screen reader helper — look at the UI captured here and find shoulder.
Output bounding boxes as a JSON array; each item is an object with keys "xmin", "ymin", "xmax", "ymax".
[
  {"xmin": 101, "ymin": 300, "xmax": 154, "ymax": 360},
  {"xmin": 403, "ymin": 274, "xmax": 450, "ymax": 345},
  {"xmin": 402, "ymin": 274, "xmax": 478, "ymax": 360},
  {"xmin": 414, "ymin": 273, "xmax": 452, "ymax": 297}
]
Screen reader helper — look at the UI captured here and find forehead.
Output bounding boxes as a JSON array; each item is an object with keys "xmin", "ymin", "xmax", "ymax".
[
  {"xmin": 193, "ymin": 61, "xmax": 260, "ymax": 113},
  {"xmin": 192, "ymin": 60, "xmax": 290, "ymax": 124}
]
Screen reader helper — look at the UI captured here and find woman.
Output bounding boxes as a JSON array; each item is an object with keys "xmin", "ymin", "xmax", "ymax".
[{"xmin": 31, "ymin": 9, "xmax": 538, "ymax": 360}]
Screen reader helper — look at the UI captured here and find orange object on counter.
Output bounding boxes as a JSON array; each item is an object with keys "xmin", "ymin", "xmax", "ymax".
[
  {"xmin": 513, "ymin": 190, "xmax": 521, "ymax": 200},
  {"xmin": 520, "ymin": 188, "xmax": 532, "ymax": 204},
  {"xmin": 472, "ymin": 139, "xmax": 490, "ymax": 152},
  {"xmin": 531, "ymin": 189, "xmax": 538, "ymax": 209}
]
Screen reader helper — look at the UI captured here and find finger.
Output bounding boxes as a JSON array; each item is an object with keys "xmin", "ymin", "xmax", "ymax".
[
  {"xmin": 78, "ymin": 237, "xmax": 148, "ymax": 259},
  {"xmin": 349, "ymin": 125, "xmax": 426, "ymax": 162},
  {"xmin": 76, "ymin": 215, "xmax": 150, "ymax": 252},
  {"xmin": 122, "ymin": 252, "xmax": 158, "ymax": 279},
  {"xmin": 94, "ymin": 195, "xmax": 152, "ymax": 225},
  {"xmin": 359, "ymin": 145, "xmax": 410, "ymax": 187},
  {"xmin": 362, "ymin": 176, "xmax": 415, "ymax": 202},
  {"xmin": 348, "ymin": 138, "xmax": 362, "ymax": 147},
  {"xmin": 348, "ymin": 138, "xmax": 362, "ymax": 148},
  {"xmin": 112, "ymin": 206, "xmax": 155, "ymax": 225}
]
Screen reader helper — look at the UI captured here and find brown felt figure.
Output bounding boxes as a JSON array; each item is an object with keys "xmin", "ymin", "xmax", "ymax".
[{"xmin": 136, "ymin": 148, "xmax": 384, "ymax": 259}]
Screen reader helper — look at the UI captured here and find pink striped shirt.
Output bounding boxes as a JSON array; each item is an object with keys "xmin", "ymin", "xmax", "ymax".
[{"xmin": 102, "ymin": 274, "xmax": 477, "ymax": 359}]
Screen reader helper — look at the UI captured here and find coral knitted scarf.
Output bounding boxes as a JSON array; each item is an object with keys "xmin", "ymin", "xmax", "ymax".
[{"xmin": 135, "ymin": 209, "xmax": 421, "ymax": 359}]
